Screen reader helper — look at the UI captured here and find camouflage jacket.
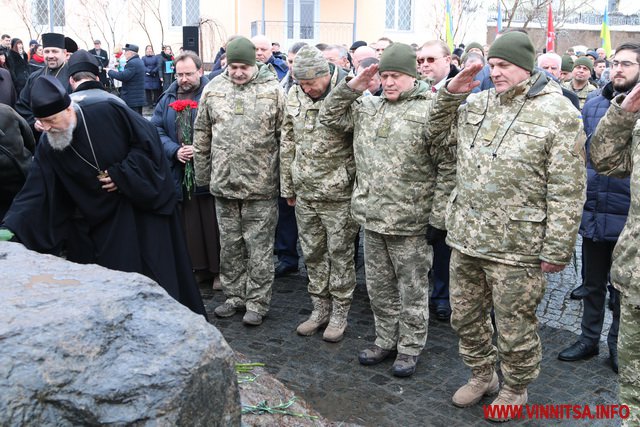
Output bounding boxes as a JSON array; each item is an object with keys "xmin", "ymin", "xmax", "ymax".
[
  {"xmin": 280, "ymin": 66, "xmax": 355, "ymax": 202},
  {"xmin": 438, "ymin": 72, "xmax": 586, "ymax": 267},
  {"xmin": 193, "ymin": 64, "xmax": 285, "ymax": 200},
  {"xmin": 563, "ymin": 80, "xmax": 598, "ymax": 110},
  {"xmin": 590, "ymin": 96, "xmax": 640, "ymax": 304},
  {"xmin": 318, "ymin": 79, "xmax": 459, "ymax": 235}
]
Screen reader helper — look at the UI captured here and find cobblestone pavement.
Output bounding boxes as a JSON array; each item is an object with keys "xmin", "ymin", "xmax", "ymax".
[{"xmin": 202, "ymin": 235, "xmax": 620, "ymax": 426}]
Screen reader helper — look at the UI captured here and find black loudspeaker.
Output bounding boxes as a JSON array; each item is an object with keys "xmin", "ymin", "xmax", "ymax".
[{"xmin": 182, "ymin": 26, "xmax": 199, "ymax": 55}]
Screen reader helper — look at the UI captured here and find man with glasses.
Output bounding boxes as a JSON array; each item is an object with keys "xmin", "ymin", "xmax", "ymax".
[
  {"xmin": 417, "ymin": 40, "xmax": 457, "ymax": 89},
  {"xmin": 416, "ymin": 39, "xmax": 459, "ymax": 323},
  {"xmin": 151, "ymin": 51, "xmax": 222, "ymax": 292},
  {"xmin": 589, "ymin": 43, "xmax": 640, "ymax": 427}
]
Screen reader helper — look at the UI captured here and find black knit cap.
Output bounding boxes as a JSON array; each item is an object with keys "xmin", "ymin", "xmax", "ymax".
[
  {"xmin": 350, "ymin": 40, "xmax": 367, "ymax": 51},
  {"xmin": 379, "ymin": 42, "xmax": 417, "ymax": 78},
  {"xmin": 488, "ymin": 32, "xmax": 535, "ymax": 72},
  {"xmin": 68, "ymin": 49, "xmax": 100, "ymax": 76},
  {"xmin": 30, "ymin": 75, "xmax": 71, "ymax": 118},
  {"xmin": 41, "ymin": 33, "xmax": 65, "ymax": 49}
]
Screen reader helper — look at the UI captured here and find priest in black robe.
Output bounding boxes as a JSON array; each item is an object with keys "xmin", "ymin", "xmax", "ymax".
[{"xmin": 2, "ymin": 75, "xmax": 207, "ymax": 318}]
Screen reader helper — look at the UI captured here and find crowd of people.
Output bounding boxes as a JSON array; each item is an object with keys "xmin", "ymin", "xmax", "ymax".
[{"xmin": 0, "ymin": 27, "xmax": 638, "ymax": 424}]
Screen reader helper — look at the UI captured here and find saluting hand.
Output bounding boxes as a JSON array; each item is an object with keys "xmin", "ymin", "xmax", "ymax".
[
  {"xmin": 446, "ymin": 63, "xmax": 483, "ymax": 94},
  {"xmin": 348, "ymin": 64, "xmax": 379, "ymax": 93},
  {"xmin": 620, "ymin": 82, "xmax": 640, "ymax": 113}
]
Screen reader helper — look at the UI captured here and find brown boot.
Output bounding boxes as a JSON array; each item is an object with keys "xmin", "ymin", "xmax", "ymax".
[
  {"xmin": 486, "ymin": 385, "xmax": 528, "ymax": 422},
  {"xmin": 452, "ymin": 368, "xmax": 499, "ymax": 408},
  {"xmin": 296, "ymin": 296, "xmax": 330, "ymax": 336},
  {"xmin": 323, "ymin": 300, "xmax": 350, "ymax": 342}
]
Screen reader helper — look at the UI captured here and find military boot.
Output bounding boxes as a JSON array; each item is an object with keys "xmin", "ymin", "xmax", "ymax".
[
  {"xmin": 323, "ymin": 300, "xmax": 350, "ymax": 342},
  {"xmin": 296, "ymin": 296, "xmax": 331, "ymax": 336},
  {"xmin": 452, "ymin": 367, "xmax": 499, "ymax": 407},
  {"xmin": 486, "ymin": 385, "xmax": 528, "ymax": 422}
]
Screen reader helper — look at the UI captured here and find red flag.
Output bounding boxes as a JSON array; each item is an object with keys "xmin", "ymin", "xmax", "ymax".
[{"xmin": 546, "ymin": 3, "xmax": 555, "ymax": 52}]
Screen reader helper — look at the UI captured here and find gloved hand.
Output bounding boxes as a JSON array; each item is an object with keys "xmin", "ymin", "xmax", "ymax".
[{"xmin": 426, "ymin": 225, "xmax": 447, "ymax": 246}]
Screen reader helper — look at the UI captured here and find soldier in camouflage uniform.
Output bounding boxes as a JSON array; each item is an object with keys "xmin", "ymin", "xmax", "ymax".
[
  {"xmin": 433, "ymin": 32, "xmax": 586, "ymax": 421},
  {"xmin": 280, "ymin": 46, "xmax": 359, "ymax": 342},
  {"xmin": 193, "ymin": 36, "xmax": 285, "ymax": 326},
  {"xmin": 590, "ymin": 64, "xmax": 640, "ymax": 427},
  {"xmin": 319, "ymin": 43, "xmax": 464, "ymax": 377},
  {"xmin": 563, "ymin": 57, "xmax": 598, "ymax": 109}
]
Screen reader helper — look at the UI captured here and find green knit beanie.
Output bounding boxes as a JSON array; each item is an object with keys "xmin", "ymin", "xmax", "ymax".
[
  {"xmin": 379, "ymin": 43, "xmax": 417, "ymax": 78},
  {"xmin": 488, "ymin": 32, "xmax": 535, "ymax": 72},
  {"xmin": 226, "ymin": 36, "xmax": 256, "ymax": 66},
  {"xmin": 561, "ymin": 55, "xmax": 574, "ymax": 72},
  {"xmin": 573, "ymin": 56, "xmax": 593, "ymax": 72},
  {"xmin": 465, "ymin": 42, "xmax": 484, "ymax": 54}
]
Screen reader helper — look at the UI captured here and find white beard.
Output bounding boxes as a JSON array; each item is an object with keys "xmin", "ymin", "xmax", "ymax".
[{"xmin": 46, "ymin": 121, "xmax": 76, "ymax": 151}]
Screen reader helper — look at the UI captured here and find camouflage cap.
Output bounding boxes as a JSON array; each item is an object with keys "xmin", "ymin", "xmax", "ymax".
[{"xmin": 292, "ymin": 46, "xmax": 329, "ymax": 81}]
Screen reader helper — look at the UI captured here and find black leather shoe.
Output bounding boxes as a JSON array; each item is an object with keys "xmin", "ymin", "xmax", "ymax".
[
  {"xmin": 274, "ymin": 263, "xmax": 298, "ymax": 278},
  {"xmin": 570, "ymin": 285, "xmax": 588, "ymax": 300},
  {"xmin": 610, "ymin": 348, "xmax": 618, "ymax": 374},
  {"xmin": 558, "ymin": 341, "xmax": 599, "ymax": 361}
]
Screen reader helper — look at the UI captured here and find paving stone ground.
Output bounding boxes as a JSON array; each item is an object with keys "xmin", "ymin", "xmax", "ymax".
[{"xmin": 201, "ymin": 235, "xmax": 621, "ymax": 426}]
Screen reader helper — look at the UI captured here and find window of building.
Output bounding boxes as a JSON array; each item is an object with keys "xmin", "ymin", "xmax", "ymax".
[
  {"xmin": 171, "ymin": 0, "xmax": 199, "ymax": 27},
  {"xmin": 385, "ymin": 0, "xmax": 412, "ymax": 31},
  {"xmin": 33, "ymin": 0, "xmax": 65, "ymax": 27},
  {"xmin": 287, "ymin": 0, "xmax": 316, "ymax": 40}
]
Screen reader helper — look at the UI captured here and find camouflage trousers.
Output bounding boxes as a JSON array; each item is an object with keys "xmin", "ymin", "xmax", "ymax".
[
  {"xmin": 295, "ymin": 197, "xmax": 359, "ymax": 305},
  {"xmin": 215, "ymin": 197, "xmax": 278, "ymax": 315},
  {"xmin": 450, "ymin": 249, "xmax": 546, "ymax": 389},
  {"xmin": 619, "ymin": 296, "xmax": 640, "ymax": 427},
  {"xmin": 364, "ymin": 229, "xmax": 431, "ymax": 356}
]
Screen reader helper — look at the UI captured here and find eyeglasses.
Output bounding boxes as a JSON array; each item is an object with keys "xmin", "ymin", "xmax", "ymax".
[
  {"xmin": 417, "ymin": 56, "xmax": 443, "ymax": 65},
  {"xmin": 611, "ymin": 60, "xmax": 640, "ymax": 69},
  {"xmin": 176, "ymin": 71, "xmax": 197, "ymax": 78}
]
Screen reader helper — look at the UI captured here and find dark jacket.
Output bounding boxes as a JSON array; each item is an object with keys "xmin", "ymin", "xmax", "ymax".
[
  {"xmin": 579, "ymin": 82, "xmax": 631, "ymax": 241},
  {"xmin": 6, "ymin": 50, "xmax": 30, "ymax": 95},
  {"xmin": 266, "ymin": 55, "xmax": 288, "ymax": 80},
  {"xmin": 150, "ymin": 75, "xmax": 209, "ymax": 200},
  {"xmin": 108, "ymin": 54, "xmax": 146, "ymax": 108},
  {"xmin": 142, "ymin": 54, "xmax": 162, "ymax": 90},
  {"xmin": 0, "ymin": 104, "xmax": 34, "ymax": 217},
  {"xmin": 0, "ymin": 68, "xmax": 16, "ymax": 108}
]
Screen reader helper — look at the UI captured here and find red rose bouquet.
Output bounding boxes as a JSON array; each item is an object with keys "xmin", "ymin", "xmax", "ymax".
[{"xmin": 168, "ymin": 99, "xmax": 199, "ymax": 199}]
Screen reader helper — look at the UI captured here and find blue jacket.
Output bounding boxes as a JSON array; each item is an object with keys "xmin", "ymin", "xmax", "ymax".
[
  {"xmin": 142, "ymin": 54, "xmax": 162, "ymax": 90},
  {"xmin": 579, "ymin": 82, "xmax": 631, "ymax": 241},
  {"xmin": 108, "ymin": 54, "xmax": 146, "ymax": 108},
  {"xmin": 150, "ymin": 75, "xmax": 209, "ymax": 200},
  {"xmin": 266, "ymin": 55, "xmax": 288, "ymax": 80}
]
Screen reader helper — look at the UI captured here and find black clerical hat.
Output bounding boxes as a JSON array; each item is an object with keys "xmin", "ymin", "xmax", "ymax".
[
  {"xmin": 123, "ymin": 43, "xmax": 139, "ymax": 53},
  {"xmin": 65, "ymin": 37, "xmax": 78, "ymax": 53},
  {"xmin": 31, "ymin": 75, "xmax": 71, "ymax": 118},
  {"xmin": 41, "ymin": 33, "xmax": 65, "ymax": 49},
  {"xmin": 68, "ymin": 49, "xmax": 100, "ymax": 76}
]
